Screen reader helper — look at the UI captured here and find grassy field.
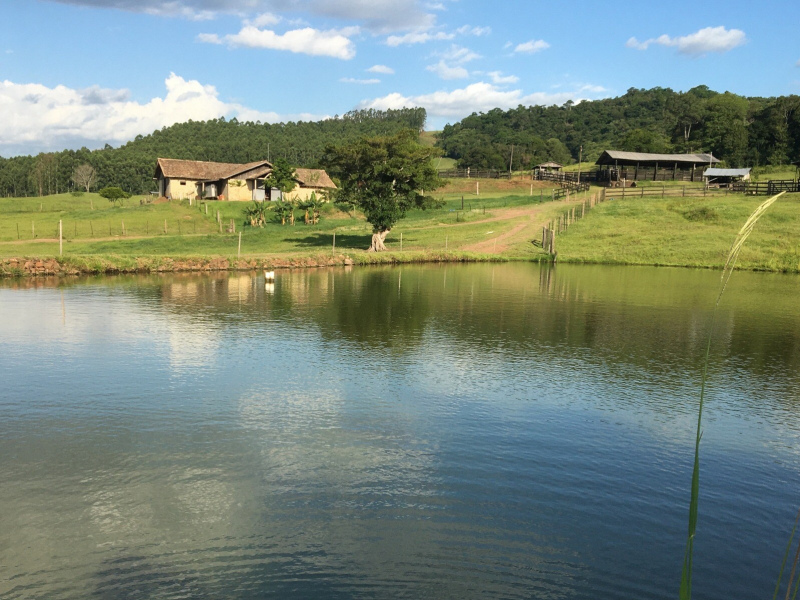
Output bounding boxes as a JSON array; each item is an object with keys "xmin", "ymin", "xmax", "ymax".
[
  {"xmin": 0, "ymin": 180, "xmax": 566, "ymax": 262},
  {"xmin": 3, "ymin": 184, "xmax": 799, "ymax": 274},
  {"xmin": 555, "ymin": 191, "xmax": 800, "ymax": 272}
]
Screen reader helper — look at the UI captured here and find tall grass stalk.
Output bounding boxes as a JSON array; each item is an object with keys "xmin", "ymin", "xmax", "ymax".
[
  {"xmin": 773, "ymin": 507, "xmax": 800, "ymax": 600},
  {"xmin": 679, "ymin": 192, "xmax": 785, "ymax": 600}
]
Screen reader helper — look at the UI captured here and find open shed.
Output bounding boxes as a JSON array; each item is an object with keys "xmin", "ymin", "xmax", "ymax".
[
  {"xmin": 595, "ymin": 150, "xmax": 720, "ymax": 183},
  {"xmin": 535, "ymin": 161, "xmax": 563, "ymax": 172},
  {"xmin": 704, "ymin": 167, "xmax": 751, "ymax": 187}
]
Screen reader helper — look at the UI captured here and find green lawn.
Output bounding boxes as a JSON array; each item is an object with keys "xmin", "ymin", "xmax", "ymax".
[
  {"xmin": 555, "ymin": 192, "xmax": 800, "ymax": 272},
  {"xmin": 0, "ymin": 189, "xmax": 554, "ymax": 259}
]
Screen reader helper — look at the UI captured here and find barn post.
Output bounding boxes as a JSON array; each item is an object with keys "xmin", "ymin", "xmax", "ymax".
[{"xmin": 653, "ymin": 162, "xmax": 658, "ymax": 181}]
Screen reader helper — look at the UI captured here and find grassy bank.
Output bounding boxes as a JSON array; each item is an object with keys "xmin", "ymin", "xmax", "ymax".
[
  {"xmin": 2, "ymin": 185, "xmax": 799, "ymax": 276},
  {"xmin": 554, "ymin": 192, "xmax": 800, "ymax": 272},
  {"xmin": 0, "ymin": 181, "xmax": 569, "ymax": 275}
]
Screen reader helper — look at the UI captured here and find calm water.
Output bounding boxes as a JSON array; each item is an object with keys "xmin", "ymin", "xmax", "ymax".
[{"xmin": 1, "ymin": 264, "xmax": 799, "ymax": 599}]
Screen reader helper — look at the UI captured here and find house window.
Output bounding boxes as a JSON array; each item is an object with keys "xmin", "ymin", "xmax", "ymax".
[{"xmin": 180, "ymin": 181, "xmax": 186, "ymax": 185}]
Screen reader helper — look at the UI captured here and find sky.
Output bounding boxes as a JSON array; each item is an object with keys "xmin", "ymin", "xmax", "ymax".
[{"xmin": 1, "ymin": 0, "xmax": 799, "ymax": 156}]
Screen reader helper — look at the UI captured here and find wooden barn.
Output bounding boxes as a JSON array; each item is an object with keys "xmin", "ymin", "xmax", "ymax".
[{"xmin": 595, "ymin": 150, "xmax": 720, "ymax": 183}]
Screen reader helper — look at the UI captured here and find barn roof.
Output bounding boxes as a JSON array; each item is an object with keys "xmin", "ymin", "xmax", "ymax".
[
  {"xmin": 294, "ymin": 168, "xmax": 337, "ymax": 189},
  {"xmin": 536, "ymin": 161, "xmax": 563, "ymax": 168},
  {"xmin": 155, "ymin": 159, "xmax": 336, "ymax": 188},
  {"xmin": 704, "ymin": 168, "xmax": 751, "ymax": 177},
  {"xmin": 596, "ymin": 150, "xmax": 720, "ymax": 166},
  {"xmin": 154, "ymin": 158, "xmax": 273, "ymax": 181}
]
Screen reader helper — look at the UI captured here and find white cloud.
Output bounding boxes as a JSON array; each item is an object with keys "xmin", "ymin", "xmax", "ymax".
[
  {"xmin": 47, "ymin": 0, "xmax": 433, "ymax": 32},
  {"xmin": 197, "ymin": 32, "xmax": 222, "ymax": 44},
  {"xmin": 340, "ymin": 77, "xmax": 380, "ymax": 84},
  {"xmin": 426, "ymin": 61, "xmax": 468, "ymax": 80},
  {"xmin": 456, "ymin": 25, "xmax": 491, "ymax": 36},
  {"xmin": 359, "ymin": 81, "xmax": 607, "ymax": 120},
  {"xmin": 514, "ymin": 39, "xmax": 550, "ymax": 54},
  {"xmin": 0, "ymin": 73, "xmax": 328, "ymax": 155},
  {"xmin": 198, "ymin": 25, "xmax": 359, "ymax": 59},
  {"xmin": 578, "ymin": 83, "xmax": 608, "ymax": 93},
  {"xmin": 245, "ymin": 12, "xmax": 281, "ymax": 27},
  {"xmin": 626, "ymin": 26, "xmax": 746, "ymax": 56},
  {"xmin": 487, "ymin": 71, "xmax": 519, "ymax": 84},
  {"xmin": 438, "ymin": 44, "xmax": 480, "ymax": 63},
  {"xmin": 367, "ymin": 64, "xmax": 394, "ymax": 74},
  {"xmin": 426, "ymin": 44, "xmax": 480, "ymax": 80},
  {"xmin": 386, "ymin": 29, "xmax": 454, "ymax": 46}
]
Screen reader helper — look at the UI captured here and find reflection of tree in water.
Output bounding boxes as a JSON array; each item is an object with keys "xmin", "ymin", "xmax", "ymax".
[{"xmin": 45, "ymin": 265, "xmax": 800, "ymax": 388}]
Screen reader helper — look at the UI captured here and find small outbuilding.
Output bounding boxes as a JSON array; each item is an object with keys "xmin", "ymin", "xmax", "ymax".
[
  {"xmin": 535, "ymin": 161, "xmax": 563, "ymax": 172},
  {"xmin": 703, "ymin": 167, "xmax": 751, "ymax": 187}
]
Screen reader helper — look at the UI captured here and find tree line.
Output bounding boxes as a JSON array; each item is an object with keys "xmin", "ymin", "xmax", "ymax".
[
  {"xmin": 437, "ymin": 86, "xmax": 800, "ymax": 170},
  {"xmin": 0, "ymin": 108, "xmax": 427, "ymax": 197}
]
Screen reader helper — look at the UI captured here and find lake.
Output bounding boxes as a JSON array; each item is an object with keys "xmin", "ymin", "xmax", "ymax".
[{"xmin": 1, "ymin": 263, "xmax": 799, "ymax": 599}]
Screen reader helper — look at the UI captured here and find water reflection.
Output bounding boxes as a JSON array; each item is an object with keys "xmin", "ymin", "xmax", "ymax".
[{"xmin": 1, "ymin": 264, "xmax": 799, "ymax": 600}]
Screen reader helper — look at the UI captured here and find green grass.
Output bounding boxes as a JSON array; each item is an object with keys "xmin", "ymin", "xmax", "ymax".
[
  {"xmin": 751, "ymin": 164, "xmax": 799, "ymax": 182},
  {"xmin": 0, "ymin": 189, "xmax": 554, "ymax": 260},
  {"xmin": 554, "ymin": 192, "xmax": 800, "ymax": 272},
  {"xmin": 679, "ymin": 192, "xmax": 786, "ymax": 600}
]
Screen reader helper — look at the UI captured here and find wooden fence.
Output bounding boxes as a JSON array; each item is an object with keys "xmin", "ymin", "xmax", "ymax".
[
  {"xmin": 438, "ymin": 168, "xmax": 510, "ymax": 179},
  {"xmin": 538, "ymin": 170, "xmax": 597, "ymax": 184},
  {"xmin": 731, "ymin": 180, "xmax": 800, "ymax": 195},
  {"xmin": 541, "ymin": 189, "xmax": 607, "ymax": 256},
  {"xmin": 604, "ymin": 185, "xmax": 731, "ymax": 201},
  {"xmin": 552, "ymin": 181, "xmax": 590, "ymax": 200}
]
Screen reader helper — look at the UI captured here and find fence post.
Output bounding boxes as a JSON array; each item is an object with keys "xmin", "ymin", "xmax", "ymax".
[
  {"xmin": 59, "ymin": 220, "xmax": 62, "ymax": 256},
  {"xmin": 238, "ymin": 231, "xmax": 242, "ymax": 258}
]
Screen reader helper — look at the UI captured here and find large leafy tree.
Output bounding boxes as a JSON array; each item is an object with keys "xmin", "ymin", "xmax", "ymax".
[
  {"xmin": 325, "ymin": 130, "xmax": 444, "ymax": 252},
  {"xmin": 264, "ymin": 157, "xmax": 297, "ymax": 200},
  {"xmin": 98, "ymin": 186, "xmax": 130, "ymax": 207}
]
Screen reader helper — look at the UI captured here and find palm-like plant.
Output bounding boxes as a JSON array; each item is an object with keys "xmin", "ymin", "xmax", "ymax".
[
  {"xmin": 271, "ymin": 201, "xmax": 293, "ymax": 226},
  {"xmin": 243, "ymin": 200, "xmax": 268, "ymax": 227}
]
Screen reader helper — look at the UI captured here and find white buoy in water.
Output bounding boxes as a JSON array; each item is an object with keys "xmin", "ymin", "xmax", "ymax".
[{"xmin": 264, "ymin": 270, "xmax": 275, "ymax": 281}]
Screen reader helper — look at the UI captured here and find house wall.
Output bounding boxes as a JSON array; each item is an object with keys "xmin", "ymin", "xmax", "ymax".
[
  {"xmin": 226, "ymin": 178, "xmax": 251, "ymax": 202},
  {"xmin": 165, "ymin": 177, "xmax": 201, "ymax": 200},
  {"xmin": 286, "ymin": 187, "xmax": 330, "ymax": 203}
]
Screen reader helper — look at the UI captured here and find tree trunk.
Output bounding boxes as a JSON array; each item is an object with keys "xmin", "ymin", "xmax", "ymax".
[{"xmin": 368, "ymin": 229, "xmax": 390, "ymax": 252}]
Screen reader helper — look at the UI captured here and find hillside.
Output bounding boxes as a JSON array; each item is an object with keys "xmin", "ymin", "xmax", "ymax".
[
  {"xmin": 437, "ymin": 86, "xmax": 800, "ymax": 170},
  {"xmin": 0, "ymin": 108, "xmax": 426, "ymax": 198}
]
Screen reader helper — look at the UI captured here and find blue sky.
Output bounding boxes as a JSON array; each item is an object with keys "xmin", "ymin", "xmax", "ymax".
[{"xmin": 1, "ymin": 0, "xmax": 799, "ymax": 156}]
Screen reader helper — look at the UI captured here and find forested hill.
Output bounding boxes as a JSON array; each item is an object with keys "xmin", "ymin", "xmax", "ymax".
[
  {"xmin": 437, "ymin": 86, "xmax": 800, "ymax": 170},
  {"xmin": 0, "ymin": 108, "xmax": 426, "ymax": 197}
]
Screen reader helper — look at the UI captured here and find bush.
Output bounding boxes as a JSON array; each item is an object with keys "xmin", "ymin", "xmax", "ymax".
[{"xmin": 70, "ymin": 190, "xmax": 85, "ymax": 197}]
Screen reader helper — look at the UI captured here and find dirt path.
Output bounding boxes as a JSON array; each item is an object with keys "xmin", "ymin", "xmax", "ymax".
[{"xmin": 448, "ymin": 203, "xmax": 569, "ymax": 253}]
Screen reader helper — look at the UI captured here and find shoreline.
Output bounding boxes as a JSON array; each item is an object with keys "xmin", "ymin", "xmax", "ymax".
[
  {"xmin": 2, "ymin": 250, "xmax": 798, "ymax": 278},
  {"xmin": 0, "ymin": 251, "xmax": 538, "ymax": 278}
]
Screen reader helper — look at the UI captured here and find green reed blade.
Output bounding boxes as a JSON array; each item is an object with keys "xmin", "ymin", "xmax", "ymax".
[{"xmin": 679, "ymin": 192, "xmax": 785, "ymax": 600}]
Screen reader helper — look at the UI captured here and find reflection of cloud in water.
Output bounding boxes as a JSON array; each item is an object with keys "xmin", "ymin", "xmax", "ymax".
[
  {"xmin": 166, "ymin": 318, "xmax": 220, "ymax": 372},
  {"xmin": 238, "ymin": 388, "xmax": 439, "ymax": 504}
]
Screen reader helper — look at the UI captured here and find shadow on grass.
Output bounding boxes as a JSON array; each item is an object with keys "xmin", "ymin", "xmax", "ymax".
[{"xmin": 292, "ymin": 233, "xmax": 370, "ymax": 250}]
